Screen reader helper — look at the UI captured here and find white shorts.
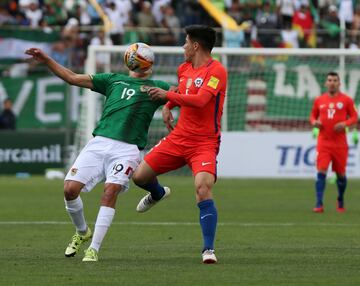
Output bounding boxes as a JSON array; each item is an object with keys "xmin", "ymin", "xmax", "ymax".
[{"xmin": 65, "ymin": 136, "xmax": 140, "ymax": 193}]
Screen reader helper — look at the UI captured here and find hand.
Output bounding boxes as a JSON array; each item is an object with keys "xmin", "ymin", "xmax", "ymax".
[
  {"xmin": 312, "ymin": 120, "xmax": 322, "ymax": 128},
  {"xmin": 162, "ymin": 106, "xmax": 174, "ymax": 132},
  {"xmin": 25, "ymin": 48, "xmax": 49, "ymax": 63},
  {"xmin": 312, "ymin": 127, "xmax": 319, "ymax": 139},
  {"xmin": 169, "ymin": 85, "xmax": 178, "ymax": 92},
  {"xmin": 334, "ymin": 122, "xmax": 346, "ymax": 132},
  {"xmin": 147, "ymin": 87, "xmax": 168, "ymax": 101}
]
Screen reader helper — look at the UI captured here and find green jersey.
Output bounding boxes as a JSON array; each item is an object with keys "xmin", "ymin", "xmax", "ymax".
[{"xmin": 90, "ymin": 73, "xmax": 170, "ymax": 149}]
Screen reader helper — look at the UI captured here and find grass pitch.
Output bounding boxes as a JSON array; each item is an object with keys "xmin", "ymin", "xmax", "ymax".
[{"xmin": 1, "ymin": 176, "xmax": 360, "ymax": 286}]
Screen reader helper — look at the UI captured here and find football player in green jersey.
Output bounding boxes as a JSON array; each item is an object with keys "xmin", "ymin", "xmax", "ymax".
[{"xmin": 25, "ymin": 43, "xmax": 169, "ymax": 262}]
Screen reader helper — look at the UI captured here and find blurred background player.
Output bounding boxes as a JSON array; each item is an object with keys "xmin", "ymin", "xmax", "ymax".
[
  {"xmin": 25, "ymin": 43, "xmax": 169, "ymax": 261},
  {"xmin": 0, "ymin": 98, "xmax": 16, "ymax": 130},
  {"xmin": 132, "ymin": 25, "xmax": 227, "ymax": 264},
  {"xmin": 309, "ymin": 71, "xmax": 358, "ymax": 213}
]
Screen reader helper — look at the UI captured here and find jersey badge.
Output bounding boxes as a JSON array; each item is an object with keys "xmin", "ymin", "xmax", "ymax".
[
  {"xmin": 70, "ymin": 168, "xmax": 78, "ymax": 176},
  {"xmin": 207, "ymin": 76, "xmax": 219, "ymax": 89},
  {"xmin": 336, "ymin": 102, "xmax": 343, "ymax": 109},
  {"xmin": 194, "ymin": 77, "xmax": 203, "ymax": 87},
  {"xmin": 140, "ymin": 85, "xmax": 150, "ymax": 92},
  {"xmin": 186, "ymin": 78, "xmax": 192, "ymax": 89},
  {"xmin": 329, "ymin": 103, "xmax": 334, "ymax": 108}
]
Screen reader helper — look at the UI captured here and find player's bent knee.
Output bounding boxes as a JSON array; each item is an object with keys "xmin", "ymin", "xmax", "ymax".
[{"xmin": 64, "ymin": 180, "xmax": 83, "ymax": 200}]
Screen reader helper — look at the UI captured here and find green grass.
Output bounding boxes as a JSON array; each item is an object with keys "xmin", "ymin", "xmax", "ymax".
[{"xmin": 1, "ymin": 176, "xmax": 360, "ymax": 286}]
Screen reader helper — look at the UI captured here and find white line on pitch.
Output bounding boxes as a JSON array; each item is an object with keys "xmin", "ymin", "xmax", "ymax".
[{"xmin": 0, "ymin": 221, "xmax": 358, "ymax": 227}]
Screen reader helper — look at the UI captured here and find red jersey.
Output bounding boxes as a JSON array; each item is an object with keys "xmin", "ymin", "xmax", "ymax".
[
  {"xmin": 310, "ymin": 92, "xmax": 358, "ymax": 148},
  {"xmin": 165, "ymin": 59, "xmax": 227, "ymax": 144}
]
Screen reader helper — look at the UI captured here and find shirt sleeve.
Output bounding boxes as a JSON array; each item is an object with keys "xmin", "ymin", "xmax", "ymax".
[
  {"xmin": 344, "ymin": 97, "xmax": 358, "ymax": 127},
  {"xmin": 200, "ymin": 63, "xmax": 227, "ymax": 97},
  {"xmin": 309, "ymin": 97, "xmax": 319, "ymax": 125},
  {"xmin": 90, "ymin": 73, "xmax": 114, "ymax": 95},
  {"xmin": 166, "ymin": 89, "xmax": 213, "ymax": 108}
]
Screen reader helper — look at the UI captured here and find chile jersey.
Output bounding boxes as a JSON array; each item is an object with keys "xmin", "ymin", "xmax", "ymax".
[
  {"xmin": 310, "ymin": 92, "xmax": 358, "ymax": 148},
  {"xmin": 167, "ymin": 59, "xmax": 227, "ymax": 143}
]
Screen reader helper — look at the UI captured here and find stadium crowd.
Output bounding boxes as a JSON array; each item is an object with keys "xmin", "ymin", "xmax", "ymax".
[{"xmin": 0, "ymin": 0, "xmax": 359, "ymax": 68}]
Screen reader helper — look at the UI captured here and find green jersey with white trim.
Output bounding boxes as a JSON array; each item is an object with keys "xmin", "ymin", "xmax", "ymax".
[{"xmin": 90, "ymin": 73, "xmax": 169, "ymax": 149}]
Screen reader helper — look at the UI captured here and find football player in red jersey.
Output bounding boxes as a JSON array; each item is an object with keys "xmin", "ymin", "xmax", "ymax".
[
  {"xmin": 132, "ymin": 25, "xmax": 227, "ymax": 263},
  {"xmin": 310, "ymin": 71, "xmax": 358, "ymax": 213}
]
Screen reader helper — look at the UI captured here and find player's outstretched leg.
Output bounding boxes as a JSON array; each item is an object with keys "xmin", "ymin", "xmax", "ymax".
[
  {"xmin": 136, "ymin": 184, "xmax": 171, "ymax": 213},
  {"xmin": 336, "ymin": 175, "xmax": 347, "ymax": 213},
  {"xmin": 313, "ymin": 172, "xmax": 326, "ymax": 213}
]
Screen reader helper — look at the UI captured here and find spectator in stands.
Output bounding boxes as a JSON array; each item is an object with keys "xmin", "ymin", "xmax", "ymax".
[
  {"xmin": 292, "ymin": 2, "xmax": 314, "ymax": 47},
  {"xmin": 90, "ymin": 30, "xmax": 113, "ymax": 68},
  {"xmin": 227, "ymin": 0, "xmax": 242, "ymax": 24},
  {"xmin": 224, "ymin": 28, "xmax": 245, "ymax": 47},
  {"xmin": 86, "ymin": 0, "xmax": 102, "ymax": 25},
  {"xmin": 137, "ymin": 1, "xmax": 158, "ymax": 43},
  {"xmin": 14, "ymin": 11, "xmax": 30, "ymax": 26},
  {"xmin": 351, "ymin": 5, "xmax": 360, "ymax": 44},
  {"xmin": 255, "ymin": 1, "xmax": 278, "ymax": 47},
  {"xmin": 320, "ymin": 4, "xmax": 340, "ymax": 48},
  {"xmin": 338, "ymin": 0, "xmax": 354, "ymax": 30},
  {"xmin": 276, "ymin": 0, "xmax": 296, "ymax": 28},
  {"xmin": 105, "ymin": 1, "xmax": 126, "ymax": 45},
  {"xmin": 73, "ymin": 4, "xmax": 91, "ymax": 26},
  {"xmin": 24, "ymin": 0, "xmax": 43, "ymax": 28},
  {"xmin": 0, "ymin": 99, "xmax": 16, "ymax": 130},
  {"xmin": 163, "ymin": 5, "xmax": 181, "ymax": 44},
  {"xmin": 280, "ymin": 21, "xmax": 299, "ymax": 47},
  {"xmin": 152, "ymin": 0, "xmax": 171, "ymax": 25}
]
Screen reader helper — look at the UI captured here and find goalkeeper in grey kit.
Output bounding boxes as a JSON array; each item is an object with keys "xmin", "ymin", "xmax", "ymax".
[{"xmin": 25, "ymin": 43, "xmax": 169, "ymax": 261}]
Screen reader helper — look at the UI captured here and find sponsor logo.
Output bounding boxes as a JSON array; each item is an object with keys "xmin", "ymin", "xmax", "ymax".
[
  {"xmin": 201, "ymin": 162, "xmax": 212, "ymax": 166},
  {"xmin": 0, "ymin": 145, "xmax": 61, "ymax": 163},
  {"xmin": 200, "ymin": 214, "xmax": 213, "ymax": 220},
  {"xmin": 207, "ymin": 76, "xmax": 219, "ymax": 89},
  {"xmin": 71, "ymin": 168, "xmax": 78, "ymax": 176},
  {"xmin": 329, "ymin": 103, "xmax": 334, "ymax": 108},
  {"xmin": 194, "ymin": 77, "xmax": 203, "ymax": 87},
  {"xmin": 319, "ymin": 104, "xmax": 326, "ymax": 109}
]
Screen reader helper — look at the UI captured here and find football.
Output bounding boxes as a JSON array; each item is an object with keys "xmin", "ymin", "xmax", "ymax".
[{"xmin": 124, "ymin": 42, "xmax": 154, "ymax": 73}]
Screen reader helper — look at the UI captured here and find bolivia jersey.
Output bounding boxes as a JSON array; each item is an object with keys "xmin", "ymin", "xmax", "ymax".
[
  {"xmin": 91, "ymin": 73, "xmax": 169, "ymax": 149},
  {"xmin": 310, "ymin": 92, "xmax": 358, "ymax": 148},
  {"xmin": 167, "ymin": 59, "xmax": 227, "ymax": 142}
]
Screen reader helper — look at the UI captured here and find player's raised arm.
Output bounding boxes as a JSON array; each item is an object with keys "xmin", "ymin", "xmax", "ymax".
[{"xmin": 25, "ymin": 48, "xmax": 93, "ymax": 89}]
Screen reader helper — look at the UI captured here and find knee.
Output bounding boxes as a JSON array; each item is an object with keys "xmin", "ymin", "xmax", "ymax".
[
  {"xmin": 64, "ymin": 181, "xmax": 81, "ymax": 200},
  {"xmin": 195, "ymin": 183, "xmax": 212, "ymax": 201},
  {"xmin": 132, "ymin": 170, "xmax": 150, "ymax": 186}
]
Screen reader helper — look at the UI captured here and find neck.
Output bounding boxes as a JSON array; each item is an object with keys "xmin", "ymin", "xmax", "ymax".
[
  {"xmin": 328, "ymin": 91, "xmax": 338, "ymax": 97},
  {"xmin": 129, "ymin": 70, "xmax": 150, "ymax": 79},
  {"xmin": 192, "ymin": 52, "xmax": 212, "ymax": 69}
]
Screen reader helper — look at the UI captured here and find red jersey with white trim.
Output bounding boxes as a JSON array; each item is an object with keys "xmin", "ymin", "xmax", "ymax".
[
  {"xmin": 310, "ymin": 92, "xmax": 358, "ymax": 148},
  {"xmin": 168, "ymin": 59, "xmax": 227, "ymax": 143}
]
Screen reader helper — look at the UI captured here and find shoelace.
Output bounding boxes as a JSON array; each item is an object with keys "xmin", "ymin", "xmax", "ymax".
[
  {"xmin": 144, "ymin": 195, "xmax": 155, "ymax": 205},
  {"xmin": 70, "ymin": 234, "xmax": 82, "ymax": 246}
]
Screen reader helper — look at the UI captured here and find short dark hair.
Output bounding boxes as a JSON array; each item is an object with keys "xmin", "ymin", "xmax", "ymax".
[
  {"xmin": 185, "ymin": 25, "xmax": 216, "ymax": 52},
  {"xmin": 327, "ymin": 71, "xmax": 340, "ymax": 79}
]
